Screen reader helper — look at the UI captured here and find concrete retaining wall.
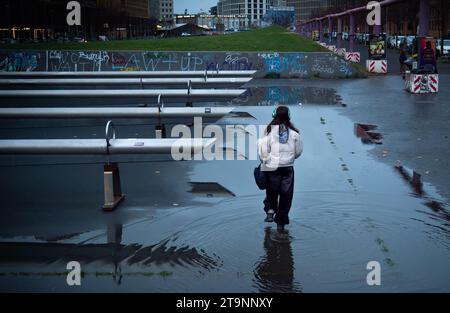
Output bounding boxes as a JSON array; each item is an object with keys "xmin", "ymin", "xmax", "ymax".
[{"xmin": 0, "ymin": 50, "xmax": 359, "ymax": 78}]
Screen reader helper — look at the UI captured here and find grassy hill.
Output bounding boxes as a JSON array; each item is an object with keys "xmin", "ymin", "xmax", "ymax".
[{"xmin": 1, "ymin": 26, "xmax": 327, "ymax": 52}]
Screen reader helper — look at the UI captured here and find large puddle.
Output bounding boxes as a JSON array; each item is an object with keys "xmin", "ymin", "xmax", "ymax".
[{"xmin": 0, "ymin": 86, "xmax": 449, "ymax": 292}]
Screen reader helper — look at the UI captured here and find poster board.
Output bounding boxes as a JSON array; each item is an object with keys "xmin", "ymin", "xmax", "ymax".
[
  {"xmin": 312, "ymin": 30, "xmax": 320, "ymax": 41},
  {"xmin": 417, "ymin": 37, "xmax": 437, "ymax": 74},
  {"xmin": 368, "ymin": 34, "xmax": 386, "ymax": 60}
]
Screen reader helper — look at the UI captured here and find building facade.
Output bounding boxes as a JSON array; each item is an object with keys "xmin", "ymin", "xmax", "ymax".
[
  {"xmin": 217, "ymin": 0, "xmax": 275, "ymax": 27},
  {"xmin": 0, "ymin": 0, "xmax": 157, "ymax": 41},
  {"xmin": 175, "ymin": 14, "xmax": 247, "ymax": 31},
  {"xmin": 149, "ymin": 0, "xmax": 173, "ymax": 24},
  {"xmin": 286, "ymin": 0, "xmax": 329, "ymax": 22},
  {"xmin": 263, "ymin": 6, "xmax": 295, "ymax": 27}
]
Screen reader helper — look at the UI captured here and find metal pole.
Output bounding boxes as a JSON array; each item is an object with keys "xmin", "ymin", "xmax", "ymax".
[
  {"xmin": 374, "ymin": 24, "xmax": 381, "ymax": 36},
  {"xmin": 0, "ymin": 107, "xmax": 235, "ymax": 119},
  {"xmin": 0, "ymin": 77, "xmax": 252, "ymax": 88},
  {"xmin": 319, "ymin": 19, "xmax": 323, "ymax": 42},
  {"xmin": 0, "ymin": 138, "xmax": 217, "ymax": 155},
  {"xmin": 0, "ymin": 70, "xmax": 257, "ymax": 79},
  {"xmin": 419, "ymin": 0, "xmax": 429, "ymax": 36},
  {"xmin": 349, "ymin": 14, "xmax": 355, "ymax": 52},
  {"xmin": 337, "ymin": 17, "xmax": 342, "ymax": 49},
  {"xmin": 0, "ymin": 89, "xmax": 246, "ymax": 101},
  {"xmin": 328, "ymin": 16, "xmax": 332, "ymax": 44}
]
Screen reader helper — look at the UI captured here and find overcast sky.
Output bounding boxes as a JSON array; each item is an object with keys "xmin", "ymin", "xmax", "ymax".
[{"xmin": 174, "ymin": 0, "xmax": 218, "ymax": 14}]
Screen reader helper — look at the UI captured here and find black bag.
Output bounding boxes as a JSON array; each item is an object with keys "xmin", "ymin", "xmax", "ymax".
[{"xmin": 254, "ymin": 164, "xmax": 268, "ymax": 190}]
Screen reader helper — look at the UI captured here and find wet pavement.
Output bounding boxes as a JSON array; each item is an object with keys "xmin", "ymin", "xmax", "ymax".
[
  {"xmin": 248, "ymin": 74, "xmax": 450, "ymax": 203},
  {"xmin": 0, "ymin": 77, "xmax": 449, "ymax": 292},
  {"xmin": 328, "ymin": 38, "xmax": 450, "ymax": 75}
]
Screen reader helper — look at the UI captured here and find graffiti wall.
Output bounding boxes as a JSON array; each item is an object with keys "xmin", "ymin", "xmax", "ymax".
[{"xmin": 0, "ymin": 50, "xmax": 358, "ymax": 78}]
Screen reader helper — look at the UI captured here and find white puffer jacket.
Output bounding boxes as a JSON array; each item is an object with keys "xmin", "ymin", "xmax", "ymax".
[{"xmin": 257, "ymin": 125, "xmax": 303, "ymax": 169}]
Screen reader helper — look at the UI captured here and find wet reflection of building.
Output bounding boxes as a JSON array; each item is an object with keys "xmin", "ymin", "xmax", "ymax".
[
  {"xmin": 253, "ymin": 227, "xmax": 301, "ymax": 293},
  {"xmin": 233, "ymin": 86, "xmax": 343, "ymax": 106}
]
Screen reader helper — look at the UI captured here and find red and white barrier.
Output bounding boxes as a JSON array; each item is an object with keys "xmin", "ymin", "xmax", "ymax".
[
  {"xmin": 366, "ymin": 59, "xmax": 387, "ymax": 74},
  {"xmin": 345, "ymin": 52, "xmax": 360, "ymax": 63},
  {"xmin": 337, "ymin": 48, "xmax": 346, "ymax": 56},
  {"xmin": 405, "ymin": 73, "xmax": 439, "ymax": 94},
  {"xmin": 326, "ymin": 45, "xmax": 336, "ymax": 52}
]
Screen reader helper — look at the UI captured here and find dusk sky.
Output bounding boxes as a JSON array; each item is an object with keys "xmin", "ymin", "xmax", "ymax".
[{"xmin": 174, "ymin": 0, "xmax": 218, "ymax": 14}]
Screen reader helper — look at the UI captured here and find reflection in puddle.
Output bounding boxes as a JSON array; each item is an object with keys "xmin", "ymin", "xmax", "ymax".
[
  {"xmin": 189, "ymin": 182, "xmax": 236, "ymax": 197},
  {"xmin": 354, "ymin": 123, "xmax": 383, "ymax": 145},
  {"xmin": 253, "ymin": 228, "xmax": 301, "ymax": 293},
  {"xmin": 0, "ymin": 224, "xmax": 222, "ymax": 276},
  {"xmin": 395, "ymin": 164, "xmax": 450, "ymax": 244},
  {"xmin": 232, "ymin": 86, "xmax": 344, "ymax": 107}
]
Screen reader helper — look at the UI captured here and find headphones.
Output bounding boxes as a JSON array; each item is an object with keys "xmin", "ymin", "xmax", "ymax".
[{"xmin": 272, "ymin": 106, "xmax": 291, "ymax": 119}]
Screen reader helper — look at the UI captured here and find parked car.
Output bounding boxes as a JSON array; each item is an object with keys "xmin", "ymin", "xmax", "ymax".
[
  {"xmin": 387, "ymin": 36, "xmax": 397, "ymax": 48},
  {"xmin": 436, "ymin": 39, "xmax": 450, "ymax": 55},
  {"xmin": 394, "ymin": 36, "xmax": 406, "ymax": 49},
  {"xmin": 181, "ymin": 32, "xmax": 191, "ymax": 37},
  {"xmin": 356, "ymin": 33, "xmax": 363, "ymax": 42},
  {"xmin": 398, "ymin": 36, "xmax": 415, "ymax": 52}
]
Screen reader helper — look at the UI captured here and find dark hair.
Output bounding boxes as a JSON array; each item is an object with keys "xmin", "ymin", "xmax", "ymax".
[{"xmin": 266, "ymin": 106, "xmax": 299, "ymax": 135}]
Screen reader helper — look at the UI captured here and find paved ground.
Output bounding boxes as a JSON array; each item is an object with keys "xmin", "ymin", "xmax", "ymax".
[
  {"xmin": 249, "ymin": 76, "xmax": 450, "ymax": 204},
  {"xmin": 0, "ymin": 73, "xmax": 449, "ymax": 292}
]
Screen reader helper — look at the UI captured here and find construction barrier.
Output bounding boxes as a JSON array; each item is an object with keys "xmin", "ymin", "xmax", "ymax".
[
  {"xmin": 405, "ymin": 72, "xmax": 439, "ymax": 94},
  {"xmin": 337, "ymin": 48, "xmax": 347, "ymax": 57},
  {"xmin": 366, "ymin": 59, "xmax": 388, "ymax": 74},
  {"xmin": 345, "ymin": 52, "xmax": 361, "ymax": 63}
]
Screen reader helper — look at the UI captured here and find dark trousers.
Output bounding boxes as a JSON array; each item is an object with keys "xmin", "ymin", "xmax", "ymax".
[{"xmin": 263, "ymin": 166, "xmax": 295, "ymax": 226}]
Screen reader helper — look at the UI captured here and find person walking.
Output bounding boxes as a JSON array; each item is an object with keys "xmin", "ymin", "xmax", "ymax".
[
  {"xmin": 257, "ymin": 106, "xmax": 303, "ymax": 231},
  {"xmin": 399, "ymin": 50, "xmax": 408, "ymax": 75}
]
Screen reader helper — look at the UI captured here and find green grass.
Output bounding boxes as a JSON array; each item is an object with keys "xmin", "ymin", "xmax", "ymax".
[{"xmin": 1, "ymin": 26, "xmax": 327, "ymax": 52}]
